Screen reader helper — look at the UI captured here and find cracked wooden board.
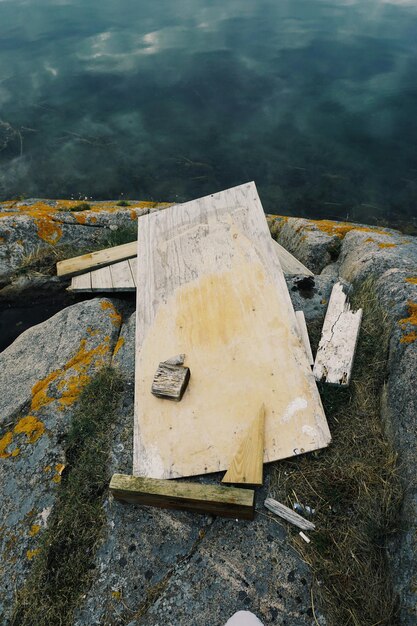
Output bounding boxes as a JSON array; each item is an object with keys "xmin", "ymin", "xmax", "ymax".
[{"xmin": 134, "ymin": 182, "xmax": 330, "ymax": 478}]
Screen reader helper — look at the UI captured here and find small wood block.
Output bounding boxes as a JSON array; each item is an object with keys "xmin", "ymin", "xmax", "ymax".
[
  {"xmin": 109, "ymin": 474, "xmax": 255, "ymax": 520},
  {"xmin": 222, "ymin": 404, "xmax": 265, "ymax": 486},
  {"xmin": 151, "ymin": 362, "xmax": 190, "ymax": 401},
  {"xmin": 264, "ymin": 497, "xmax": 315, "ymax": 531}
]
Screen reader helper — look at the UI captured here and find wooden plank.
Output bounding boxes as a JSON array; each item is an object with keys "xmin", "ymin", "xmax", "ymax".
[
  {"xmin": 109, "ymin": 473, "xmax": 255, "ymax": 520},
  {"xmin": 295, "ymin": 311, "xmax": 314, "ymax": 366},
  {"xmin": 68, "ymin": 271, "xmax": 92, "ymax": 292},
  {"xmin": 109, "ymin": 259, "xmax": 136, "ymax": 291},
  {"xmin": 134, "ymin": 182, "xmax": 330, "ymax": 479},
  {"xmin": 128, "ymin": 258, "xmax": 137, "ymax": 286},
  {"xmin": 222, "ymin": 404, "xmax": 265, "ymax": 486},
  {"xmin": 91, "ymin": 265, "xmax": 114, "ymax": 291},
  {"xmin": 57, "ymin": 241, "xmax": 137, "ymax": 277},
  {"xmin": 273, "ymin": 240, "xmax": 314, "ymax": 276},
  {"xmin": 313, "ymin": 282, "xmax": 362, "ymax": 386},
  {"xmin": 264, "ymin": 497, "xmax": 315, "ymax": 531}
]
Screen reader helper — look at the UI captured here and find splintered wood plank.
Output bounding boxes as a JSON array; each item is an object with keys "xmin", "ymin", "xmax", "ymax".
[
  {"xmin": 264, "ymin": 497, "xmax": 315, "ymax": 530},
  {"xmin": 222, "ymin": 404, "xmax": 265, "ymax": 486},
  {"xmin": 273, "ymin": 240, "xmax": 314, "ymax": 276},
  {"xmin": 128, "ymin": 258, "xmax": 138, "ymax": 286},
  {"xmin": 134, "ymin": 182, "xmax": 330, "ymax": 479},
  {"xmin": 109, "ymin": 259, "xmax": 136, "ymax": 291},
  {"xmin": 57, "ymin": 241, "xmax": 137, "ymax": 277},
  {"xmin": 295, "ymin": 311, "xmax": 314, "ymax": 366},
  {"xmin": 313, "ymin": 282, "xmax": 362, "ymax": 386},
  {"xmin": 68, "ymin": 271, "xmax": 92, "ymax": 292},
  {"xmin": 91, "ymin": 265, "xmax": 114, "ymax": 291},
  {"xmin": 109, "ymin": 474, "xmax": 255, "ymax": 520}
]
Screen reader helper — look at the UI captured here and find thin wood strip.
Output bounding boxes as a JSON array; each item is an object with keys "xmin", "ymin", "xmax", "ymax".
[
  {"xmin": 313, "ymin": 282, "xmax": 362, "ymax": 386},
  {"xmin": 109, "ymin": 259, "xmax": 136, "ymax": 291},
  {"xmin": 109, "ymin": 474, "xmax": 255, "ymax": 520},
  {"xmin": 57, "ymin": 241, "xmax": 137, "ymax": 277},
  {"xmin": 264, "ymin": 497, "xmax": 315, "ymax": 531},
  {"xmin": 273, "ymin": 240, "xmax": 314, "ymax": 276},
  {"xmin": 128, "ymin": 258, "xmax": 138, "ymax": 286},
  {"xmin": 91, "ymin": 265, "xmax": 114, "ymax": 291},
  {"xmin": 295, "ymin": 310, "xmax": 314, "ymax": 366},
  {"xmin": 69, "ymin": 272, "xmax": 92, "ymax": 292}
]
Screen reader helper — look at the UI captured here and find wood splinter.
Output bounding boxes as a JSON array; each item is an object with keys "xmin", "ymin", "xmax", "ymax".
[{"xmin": 151, "ymin": 355, "xmax": 190, "ymax": 401}]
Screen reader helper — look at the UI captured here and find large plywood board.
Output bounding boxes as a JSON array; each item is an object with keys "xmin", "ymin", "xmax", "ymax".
[{"xmin": 134, "ymin": 182, "xmax": 330, "ymax": 478}]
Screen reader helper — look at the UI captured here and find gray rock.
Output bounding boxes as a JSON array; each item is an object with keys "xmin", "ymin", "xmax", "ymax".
[
  {"xmin": 0, "ymin": 297, "xmax": 126, "ymax": 622},
  {"xmin": 285, "ymin": 274, "xmax": 336, "ymax": 322}
]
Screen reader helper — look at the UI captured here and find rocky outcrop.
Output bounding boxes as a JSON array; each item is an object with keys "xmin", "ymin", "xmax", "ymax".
[{"xmin": 0, "ymin": 199, "xmax": 170, "ymax": 285}]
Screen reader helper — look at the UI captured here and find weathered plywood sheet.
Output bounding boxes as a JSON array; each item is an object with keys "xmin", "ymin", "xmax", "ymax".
[{"xmin": 134, "ymin": 182, "xmax": 330, "ymax": 479}]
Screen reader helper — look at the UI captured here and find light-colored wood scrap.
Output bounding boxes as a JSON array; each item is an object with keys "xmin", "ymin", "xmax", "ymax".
[
  {"xmin": 128, "ymin": 257, "xmax": 138, "ymax": 286},
  {"xmin": 91, "ymin": 264, "xmax": 114, "ymax": 291},
  {"xmin": 109, "ymin": 259, "xmax": 136, "ymax": 291},
  {"xmin": 313, "ymin": 282, "xmax": 362, "ymax": 386},
  {"xmin": 133, "ymin": 182, "xmax": 330, "ymax": 479},
  {"xmin": 222, "ymin": 404, "xmax": 265, "ymax": 486},
  {"xmin": 264, "ymin": 497, "xmax": 315, "ymax": 531},
  {"xmin": 57, "ymin": 241, "xmax": 137, "ymax": 277},
  {"xmin": 109, "ymin": 473, "xmax": 255, "ymax": 520},
  {"xmin": 151, "ymin": 361, "xmax": 190, "ymax": 401},
  {"xmin": 299, "ymin": 531, "xmax": 311, "ymax": 543},
  {"xmin": 272, "ymin": 240, "xmax": 313, "ymax": 276},
  {"xmin": 295, "ymin": 310, "xmax": 314, "ymax": 366},
  {"xmin": 68, "ymin": 271, "xmax": 92, "ymax": 292}
]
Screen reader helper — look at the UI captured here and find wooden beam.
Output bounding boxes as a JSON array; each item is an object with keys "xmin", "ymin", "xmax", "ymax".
[
  {"xmin": 295, "ymin": 311, "xmax": 314, "ymax": 366},
  {"xmin": 264, "ymin": 497, "xmax": 315, "ymax": 531},
  {"xmin": 222, "ymin": 404, "xmax": 265, "ymax": 486},
  {"xmin": 57, "ymin": 241, "xmax": 137, "ymax": 277},
  {"xmin": 273, "ymin": 240, "xmax": 314, "ymax": 277},
  {"xmin": 313, "ymin": 282, "xmax": 362, "ymax": 386},
  {"xmin": 109, "ymin": 474, "xmax": 255, "ymax": 520}
]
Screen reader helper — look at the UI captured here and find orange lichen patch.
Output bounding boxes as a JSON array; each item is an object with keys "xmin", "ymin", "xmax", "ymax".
[
  {"xmin": 11, "ymin": 448, "xmax": 20, "ymax": 457},
  {"xmin": 14, "ymin": 416, "xmax": 45, "ymax": 443},
  {"xmin": 44, "ymin": 465, "xmax": 52, "ymax": 472},
  {"xmin": 29, "ymin": 524, "xmax": 41, "ymax": 537},
  {"xmin": 90, "ymin": 216, "xmax": 97, "ymax": 223},
  {"xmin": 113, "ymin": 336, "xmax": 125, "ymax": 356},
  {"xmin": 73, "ymin": 213, "xmax": 87, "ymax": 225},
  {"xmin": 399, "ymin": 300, "xmax": 417, "ymax": 344},
  {"xmin": 306, "ymin": 219, "xmax": 393, "ymax": 240},
  {"xmin": 365, "ymin": 237, "xmax": 375, "ymax": 243},
  {"xmin": 34, "ymin": 216, "xmax": 63, "ymax": 244},
  {"xmin": 130, "ymin": 209, "xmax": 138, "ymax": 220},
  {"xmin": 378, "ymin": 243, "xmax": 397, "ymax": 249},
  {"xmin": 401, "ymin": 331, "xmax": 417, "ymax": 344},
  {"xmin": 26, "ymin": 549, "xmax": 40, "ymax": 560},
  {"xmin": 0, "ymin": 237, "xmax": 4, "ymax": 243},
  {"xmin": 100, "ymin": 300, "xmax": 122, "ymax": 327},
  {"xmin": 111, "ymin": 590, "xmax": 122, "ymax": 600},
  {"xmin": 0, "ymin": 431, "xmax": 14, "ymax": 458},
  {"xmin": 52, "ymin": 464, "xmax": 65, "ymax": 483},
  {"xmin": 405, "ymin": 277, "xmax": 417, "ymax": 285}
]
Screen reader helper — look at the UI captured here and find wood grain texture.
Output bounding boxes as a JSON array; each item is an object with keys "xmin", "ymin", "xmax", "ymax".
[
  {"xmin": 68, "ymin": 271, "xmax": 92, "ymax": 292},
  {"xmin": 313, "ymin": 282, "xmax": 362, "ymax": 386},
  {"xmin": 295, "ymin": 310, "xmax": 314, "ymax": 366},
  {"xmin": 109, "ymin": 473, "xmax": 255, "ymax": 520},
  {"xmin": 264, "ymin": 497, "xmax": 315, "ymax": 530},
  {"xmin": 222, "ymin": 404, "xmax": 265, "ymax": 486},
  {"xmin": 109, "ymin": 259, "xmax": 136, "ymax": 290},
  {"xmin": 273, "ymin": 240, "xmax": 314, "ymax": 276},
  {"xmin": 91, "ymin": 264, "xmax": 113, "ymax": 291},
  {"xmin": 151, "ymin": 362, "xmax": 190, "ymax": 401},
  {"xmin": 57, "ymin": 241, "xmax": 137, "ymax": 277},
  {"xmin": 134, "ymin": 182, "xmax": 330, "ymax": 479}
]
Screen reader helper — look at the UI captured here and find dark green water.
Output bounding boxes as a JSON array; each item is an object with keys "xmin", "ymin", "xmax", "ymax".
[{"xmin": 1, "ymin": 0, "xmax": 417, "ymax": 226}]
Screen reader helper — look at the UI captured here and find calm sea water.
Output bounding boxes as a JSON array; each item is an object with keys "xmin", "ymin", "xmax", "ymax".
[{"xmin": 1, "ymin": 0, "xmax": 417, "ymax": 226}]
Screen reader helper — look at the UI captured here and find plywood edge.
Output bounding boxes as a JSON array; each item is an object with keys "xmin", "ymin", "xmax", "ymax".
[
  {"xmin": 222, "ymin": 404, "xmax": 265, "ymax": 486},
  {"xmin": 57, "ymin": 241, "xmax": 137, "ymax": 277},
  {"xmin": 110, "ymin": 474, "xmax": 255, "ymax": 520},
  {"xmin": 273, "ymin": 240, "xmax": 314, "ymax": 276},
  {"xmin": 295, "ymin": 310, "xmax": 314, "ymax": 366}
]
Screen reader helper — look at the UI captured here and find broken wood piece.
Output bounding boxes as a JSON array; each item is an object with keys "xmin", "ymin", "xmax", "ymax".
[
  {"xmin": 151, "ymin": 360, "xmax": 190, "ymax": 401},
  {"xmin": 313, "ymin": 282, "xmax": 362, "ymax": 386},
  {"xmin": 273, "ymin": 240, "xmax": 314, "ymax": 277},
  {"xmin": 57, "ymin": 241, "xmax": 137, "ymax": 277},
  {"xmin": 295, "ymin": 310, "xmax": 314, "ymax": 366},
  {"xmin": 109, "ymin": 474, "xmax": 255, "ymax": 520},
  {"xmin": 264, "ymin": 497, "xmax": 316, "ymax": 531},
  {"xmin": 299, "ymin": 531, "xmax": 311, "ymax": 543},
  {"xmin": 222, "ymin": 404, "xmax": 265, "ymax": 486}
]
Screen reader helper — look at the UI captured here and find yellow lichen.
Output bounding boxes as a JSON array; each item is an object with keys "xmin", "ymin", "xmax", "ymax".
[
  {"xmin": 405, "ymin": 277, "xmax": 417, "ymax": 285},
  {"xmin": 400, "ymin": 331, "xmax": 417, "ymax": 344},
  {"xmin": 100, "ymin": 301, "xmax": 122, "ymax": 327},
  {"xmin": 44, "ymin": 465, "xmax": 51, "ymax": 472},
  {"xmin": 29, "ymin": 524, "xmax": 41, "ymax": 537},
  {"xmin": 14, "ymin": 416, "xmax": 45, "ymax": 443},
  {"xmin": 306, "ymin": 219, "xmax": 393, "ymax": 240},
  {"xmin": 113, "ymin": 336, "xmax": 125, "ymax": 356},
  {"xmin": 378, "ymin": 243, "xmax": 397, "ymax": 249},
  {"xmin": 0, "ymin": 431, "xmax": 14, "ymax": 459},
  {"xmin": 111, "ymin": 590, "xmax": 122, "ymax": 600},
  {"xmin": 130, "ymin": 209, "xmax": 138, "ymax": 220},
  {"xmin": 11, "ymin": 448, "xmax": 20, "ymax": 457},
  {"xmin": 399, "ymin": 300, "xmax": 417, "ymax": 344},
  {"xmin": 26, "ymin": 549, "xmax": 40, "ymax": 560}
]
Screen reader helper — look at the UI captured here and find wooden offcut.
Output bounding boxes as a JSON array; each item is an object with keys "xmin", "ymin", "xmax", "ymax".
[
  {"xmin": 313, "ymin": 282, "xmax": 362, "ymax": 386},
  {"xmin": 109, "ymin": 473, "xmax": 255, "ymax": 520},
  {"xmin": 151, "ymin": 361, "xmax": 190, "ymax": 401},
  {"xmin": 264, "ymin": 497, "xmax": 315, "ymax": 531},
  {"xmin": 134, "ymin": 182, "xmax": 330, "ymax": 479},
  {"xmin": 57, "ymin": 241, "xmax": 137, "ymax": 277},
  {"xmin": 222, "ymin": 404, "xmax": 265, "ymax": 486},
  {"xmin": 273, "ymin": 240, "xmax": 313, "ymax": 276}
]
